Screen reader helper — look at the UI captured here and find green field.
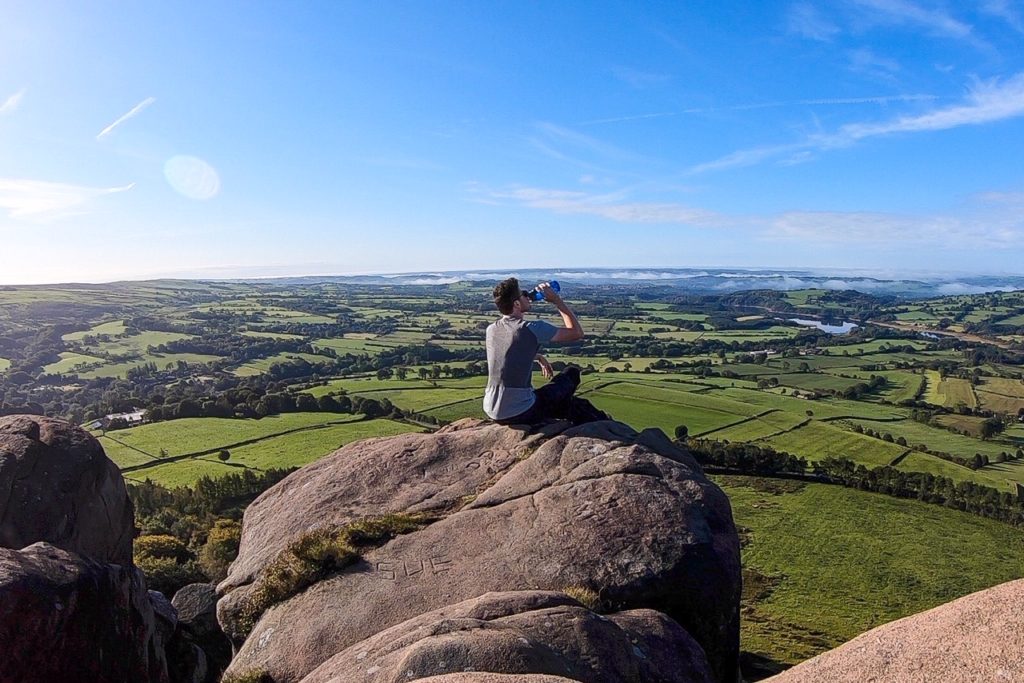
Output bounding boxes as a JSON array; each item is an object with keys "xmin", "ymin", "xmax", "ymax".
[
  {"xmin": 62, "ymin": 320, "xmax": 127, "ymax": 341},
  {"xmin": 587, "ymin": 392, "xmax": 746, "ymax": 436},
  {"xmin": 232, "ymin": 352, "xmax": 334, "ymax": 376},
  {"xmin": 717, "ymin": 387, "xmax": 904, "ymax": 421},
  {"xmin": 995, "ymin": 313, "xmax": 1024, "ymax": 327},
  {"xmin": 43, "ymin": 352, "xmax": 107, "ymax": 374},
  {"xmin": 828, "ymin": 370, "xmax": 924, "ymax": 403},
  {"xmin": 932, "ymin": 413, "xmax": 990, "ymax": 438},
  {"xmin": 0, "ymin": 358, "xmax": 9, "ymax": 372},
  {"xmin": 242, "ymin": 330, "xmax": 307, "ymax": 340},
  {"xmin": 977, "ymin": 376, "xmax": 1024, "ymax": 395},
  {"xmin": 976, "ymin": 390, "xmax": 1024, "ymax": 415},
  {"xmin": 123, "ymin": 418, "xmax": 421, "ymax": 487},
  {"xmin": 705, "ymin": 411, "xmax": 808, "ymax": 441},
  {"xmin": 774, "ymin": 373, "xmax": 864, "ymax": 393},
  {"xmin": 922, "ymin": 372, "xmax": 977, "ymax": 409},
  {"xmin": 592, "ymin": 381, "xmax": 719, "ymax": 404},
  {"xmin": 350, "ymin": 387, "xmax": 484, "ymax": 413},
  {"xmin": 75, "ymin": 353, "xmax": 224, "ymax": 379},
  {"xmin": 75, "ymin": 330, "xmax": 195, "ymax": 356},
  {"xmin": 845, "ymin": 418, "xmax": 1017, "ymax": 463},
  {"xmin": 422, "ymin": 397, "xmax": 487, "ymax": 422},
  {"xmin": 762, "ymin": 421, "xmax": 908, "ymax": 468},
  {"xmin": 719, "ymin": 476, "xmax": 1024, "ymax": 665},
  {"xmin": 98, "ymin": 412, "xmax": 365, "ymax": 465}
]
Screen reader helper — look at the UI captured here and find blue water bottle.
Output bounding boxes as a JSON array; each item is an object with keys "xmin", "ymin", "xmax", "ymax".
[{"xmin": 528, "ymin": 280, "xmax": 560, "ymax": 301}]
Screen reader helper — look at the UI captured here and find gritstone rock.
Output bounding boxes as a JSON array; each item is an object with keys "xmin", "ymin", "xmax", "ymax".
[
  {"xmin": 0, "ymin": 414, "xmax": 135, "ymax": 565},
  {"xmin": 415, "ymin": 676, "xmax": 579, "ymax": 683},
  {"xmin": 218, "ymin": 419, "xmax": 740, "ymax": 683},
  {"xmin": 219, "ymin": 419, "xmax": 553, "ymax": 595},
  {"xmin": 173, "ymin": 583, "xmax": 233, "ymax": 679},
  {"xmin": 0, "ymin": 542, "xmax": 170, "ymax": 683},
  {"xmin": 300, "ymin": 590, "xmax": 713, "ymax": 683},
  {"xmin": 765, "ymin": 578, "xmax": 1024, "ymax": 683}
]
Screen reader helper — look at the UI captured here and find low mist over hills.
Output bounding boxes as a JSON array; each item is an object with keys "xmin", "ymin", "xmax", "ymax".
[{"xmin": 255, "ymin": 267, "xmax": 1024, "ymax": 298}]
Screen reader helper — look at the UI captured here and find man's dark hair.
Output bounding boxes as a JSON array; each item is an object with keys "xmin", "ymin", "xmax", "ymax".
[{"xmin": 493, "ymin": 277, "xmax": 520, "ymax": 315}]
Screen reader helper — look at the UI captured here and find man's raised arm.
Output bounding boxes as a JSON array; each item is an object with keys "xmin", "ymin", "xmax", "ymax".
[{"xmin": 539, "ymin": 283, "xmax": 584, "ymax": 343}]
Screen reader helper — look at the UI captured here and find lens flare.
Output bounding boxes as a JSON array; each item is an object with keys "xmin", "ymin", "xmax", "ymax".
[{"xmin": 163, "ymin": 155, "xmax": 220, "ymax": 200}]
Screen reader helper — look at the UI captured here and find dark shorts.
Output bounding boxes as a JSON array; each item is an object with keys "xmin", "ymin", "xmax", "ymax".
[{"xmin": 496, "ymin": 367, "xmax": 608, "ymax": 426}]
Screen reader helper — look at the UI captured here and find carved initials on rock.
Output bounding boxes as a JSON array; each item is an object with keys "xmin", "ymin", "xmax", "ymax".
[{"xmin": 376, "ymin": 555, "xmax": 452, "ymax": 581}]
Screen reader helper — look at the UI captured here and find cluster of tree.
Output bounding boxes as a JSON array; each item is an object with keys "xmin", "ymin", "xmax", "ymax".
[
  {"xmin": 813, "ymin": 457, "xmax": 1024, "ymax": 526},
  {"xmin": 146, "ymin": 388, "xmax": 399, "ymax": 422},
  {"xmin": 128, "ymin": 467, "xmax": 296, "ymax": 596},
  {"xmin": 376, "ymin": 361, "xmax": 487, "ymax": 381},
  {"xmin": 150, "ymin": 333, "xmax": 312, "ymax": 362},
  {"xmin": 685, "ymin": 436, "xmax": 809, "ymax": 475}
]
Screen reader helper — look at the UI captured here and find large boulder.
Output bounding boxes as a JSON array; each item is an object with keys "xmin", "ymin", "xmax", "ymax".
[
  {"xmin": 219, "ymin": 420, "xmax": 740, "ymax": 683},
  {"xmin": 0, "ymin": 414, "xmax": 135, "ymax": 565},
  {"xmin": 0, "ymin": 542, "xmax": 170, "ymax": 683},
  {"xmin": 300, "ymin": 590, "xmax": 713, "ymax": 683},
  {"xmin": 767, "ymin": 578, "xmax": 1024, "ymax": 683},
  {"xmin": 219, "ymin": 419, "xmax": 553, "ymax": 594}
]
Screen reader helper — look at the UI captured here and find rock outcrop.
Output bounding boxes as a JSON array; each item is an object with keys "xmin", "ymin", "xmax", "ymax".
[
  {"xmin": 301, "ymin": 590, "xmax": 713, "ymax": 683},
  {"xmin": 0, "ymin": 542, "xmax": 170, "ymax": 683},
  {"xmin": 0, "ymin": 414, "xmax": 135, "ymax": 565},
  {"xmin": 172, "ymin": 583, "xmax": 233, "ymax": 681},
  {"xmin": 219, "ymin": 420, "xmax": 557, "ymax": 594},
  {"xmin": 0, "ymin": 415, "xmax": 183, "ymax": 683},
  {"xmin": 218, "ymin": 419, "xmax": 741, "ymax": 683},
  {"xmin": 766, "ymin": 578, "xmax": 1024, "ymax": 683}
]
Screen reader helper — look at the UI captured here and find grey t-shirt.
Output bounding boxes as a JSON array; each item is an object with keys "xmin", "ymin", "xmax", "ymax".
[{"xmin": 483, "ymin": 316, "xmax": 558, "ymax": 420}]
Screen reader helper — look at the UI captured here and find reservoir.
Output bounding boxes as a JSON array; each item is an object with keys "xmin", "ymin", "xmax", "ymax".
[{"xmin": 788, "ymin": 318, "xmax": 858, "ymax": 334}]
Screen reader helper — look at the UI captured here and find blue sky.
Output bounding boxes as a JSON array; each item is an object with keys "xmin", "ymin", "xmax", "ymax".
[{"xmin": 2, "ymin": 1, "xmax": 1024, "ymax": 284}]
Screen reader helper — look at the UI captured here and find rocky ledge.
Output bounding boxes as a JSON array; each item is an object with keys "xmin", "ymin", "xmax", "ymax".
[{"xmin": 217, "ymin": 418, "xmax": 742, "ymax": 683}]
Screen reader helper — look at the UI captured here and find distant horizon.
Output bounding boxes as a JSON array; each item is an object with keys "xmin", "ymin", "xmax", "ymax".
[{"xmin": 4, "ymin": 264, "xmax": 1023, "ymax": 295}]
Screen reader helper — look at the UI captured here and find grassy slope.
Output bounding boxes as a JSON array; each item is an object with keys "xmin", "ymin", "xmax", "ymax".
[{"xmin": 718, "ymin": 476, "xmax": 1024, "ymax": 665}]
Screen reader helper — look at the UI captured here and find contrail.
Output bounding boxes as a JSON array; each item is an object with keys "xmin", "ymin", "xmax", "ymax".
[{"xmin": 96, "ymin": 97, "xmax": 156, "ymax": 140}]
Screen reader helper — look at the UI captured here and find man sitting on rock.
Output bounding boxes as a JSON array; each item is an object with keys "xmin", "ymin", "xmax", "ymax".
[{"xmin": 484, "ymin": 277, "xmax": 608, "ymax": 426}]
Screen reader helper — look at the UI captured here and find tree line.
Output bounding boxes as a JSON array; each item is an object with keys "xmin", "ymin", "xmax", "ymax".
[{"xmin": 686, "ymin": 437, "xmax": 1024, "ymax": 527}]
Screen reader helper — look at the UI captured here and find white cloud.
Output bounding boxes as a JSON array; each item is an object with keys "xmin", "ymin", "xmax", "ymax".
[
  {"xmin": 787, "ymin": 2, "xmax": 840, "ymax": 41},
  {"xmin": 406, "ymin": 276, "xmax": 463, "ymax": 285},
  {"xmin": 0, "ymin": 178, "xmax": 134, "ymax": 220},
  {"xmin": 0, "ymin": 88, "xmax": 25, "ymax": 115},
  {"xmin": 768, "ymin": 205, "xmax": 1022, "ymax": 247},
  {"xmin": 477, "ymin": 185, "xmax": 718, "ymax": 225},
  {"xmin": 937, "ymin": 282, "xmax": 1021, "ymax": 294},
  {"xmin": 839, "ymin": 73, "xmax": 1024, "ymax": 138},
  {"xmin": 96, "ymin": 97, "xmax": 156, "ymax": 140},
  {"xmin": 850, "ymin": 0, "xmax": 982, "ymax": 46},
  {"xmin": 689, "ymin": 142, "xmax": 807, "ymax": 174},
  {"xmin": 981, "ymin": 0, "xmax": 1024, "ymax": 33},
  {"xmin": 551, "ymin": 270, "xmax": 708, "ymax": 280},
  {"xmin": 691, "ymin": 73, "xmax": 1024, "ymax": 173}
]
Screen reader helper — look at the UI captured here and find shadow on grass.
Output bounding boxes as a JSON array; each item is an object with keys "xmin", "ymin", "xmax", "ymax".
[{"xmin": 740, "ymin": 651, "xmax": 790, "ymax": 681}]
